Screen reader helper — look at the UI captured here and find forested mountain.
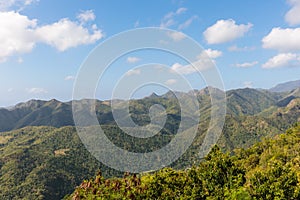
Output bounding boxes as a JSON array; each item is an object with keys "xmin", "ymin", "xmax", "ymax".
[
  {"xmin": 0, "ymin": 126, "xmax": 123, "ymax": 200},
  {"xmin": 0, "ymin": 85, "xmax": 300, "ymax": 199},
  {"xmin": 66, "ymin": 123, "xmax": 300, "ymax": 200},
  {"xmin": 0, "ymin": 86, "xmax": 299, "ymax": 132}
]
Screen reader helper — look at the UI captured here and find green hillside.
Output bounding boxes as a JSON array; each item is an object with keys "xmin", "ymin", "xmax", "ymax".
[
  {"xmin": 0, "ymin": 87, "xmax": 299, "ymax": 199},
  {"xmin": 66, "ymin": 123, "xmax": 300, "ymax": 200},
  {"xmin": 0, "ymin": 126, "xmax": 121, "ymax": 200}
]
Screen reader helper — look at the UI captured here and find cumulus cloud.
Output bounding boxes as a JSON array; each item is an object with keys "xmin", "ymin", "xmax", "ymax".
[
  {"xmin": 262, "ymin": 27, "xmax": 300, "ymax": 52},
  {"xmin": 285, "ymin": 0, "xmax": 300, "ymax": 26},
  {"xmin": 0, "ymin": 10, "xmax": 103, "ymax": 62},
  {"xmin": 77, "ymin": 10, "xmax": 96, "ymax": 23},
  {"xmin": 236, "ymin": 61, "xmax": 258, "ymax": 68},
  {"xmin": 201, "ymin": 48, "xmax": 223, "ymax": 59},
  {"xmin": 170, "ymin": 48, "xmax": 221, "ymax": 75},
  {"xmin": 167, "ymin": 31, "xmax": 186, "ymax": 41},
  {"xmin": 35, "ymin": 18, "xmax": 102, "ymax": 51},
  {"xmin": 165, "ymin": 79, "xmax": 177, "ymax": 85},
  {"xmin": 171, "ymin": 60, "xmax": 214, "ymax": 75},
  {"xmin": 262, "ymin": 53, "xmax": 300, "ymax": 69},
  {"xmin": 26, "ymin": 87, "xmax": 47, "ymax": 94},
  {"xmin": 171, "ymin": 63, "xmax": 195, "ymax": 74},
  {"xmin": 203, "ymin": 19, "xmax": 253, "ymax": 44},
  {"xmin": 160, "ymin": 7, "xmax": 187, "ymax": 28},
  {"xmin": 126, "ymin": 57, "xmax": 141, "ymax": 64},
  {"xmin": 0, "ymin": 11, "xmax": 37, "ymax": 62}
]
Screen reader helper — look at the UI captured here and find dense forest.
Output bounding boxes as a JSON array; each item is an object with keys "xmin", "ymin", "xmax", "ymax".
[
  {"xmin": 0, "ymin": 85, "xmax": 299, "ymax": 199},
  {"xmin": 67, "ymin": 123, "xmax": 300, "ymax": 199}
]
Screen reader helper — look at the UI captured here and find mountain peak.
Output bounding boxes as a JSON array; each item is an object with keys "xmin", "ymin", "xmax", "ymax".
[
  {"xmin": 14, "ymin": 99, "xmax": 45, "ymax": 110},
  {"xmin": 148, "ymin": 92, "xmax": 160, "ymax": 98}
]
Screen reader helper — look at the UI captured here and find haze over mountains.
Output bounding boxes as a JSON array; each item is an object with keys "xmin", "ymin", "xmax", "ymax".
[{"xmin": 270, "ymin": 79, "xmax": 300, "ymax": 93}]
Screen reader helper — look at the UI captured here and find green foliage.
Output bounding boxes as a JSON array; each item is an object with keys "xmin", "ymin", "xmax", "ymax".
[
  {"xmin": 0, "ymin": 126, "xmax": 122, "ymax": 199},
  {"xmin": 67, "ymin": 124, "xmax": 300, "ymax": 200},
  {"xmin": 248, "ymin": 162, "xmax": 299, "ymax": 199},
  {"xmin": 0, "ymin": 87, "xmax": 299, "ymax": 199}
]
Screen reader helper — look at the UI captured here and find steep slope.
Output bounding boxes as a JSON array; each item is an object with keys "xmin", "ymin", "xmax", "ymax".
[
  {"xmin": 226, "ymin": 88, "xmax": 282, "ymax": 116},
  {"xmin": 0, "ymin": 126, "xmax": 122, "ymax": 200},
  {"xmin": 0, "ymin": 100, "xmax": 74, "ymax": 132}
]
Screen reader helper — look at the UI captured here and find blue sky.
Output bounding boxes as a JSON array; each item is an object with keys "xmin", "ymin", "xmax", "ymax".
[{"xmin": 0, "ymin": 0, "xmax": 300, "ymax": 106}]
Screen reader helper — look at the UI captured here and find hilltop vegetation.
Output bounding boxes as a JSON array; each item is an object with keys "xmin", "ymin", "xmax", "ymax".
[
  {"xmin": 0, "ymin": 126, "xmax": 122, "ymax": 200},
  {"xmin": 67, "ymin": 123, "xmax": 300, "ymax": 200}
]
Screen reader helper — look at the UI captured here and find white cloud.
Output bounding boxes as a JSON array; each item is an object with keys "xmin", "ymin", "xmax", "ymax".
[
  {"xmin": 228, "ymin": 45, "xmax": 255, "ymax": 52},
  {"xmin": 176, "ymin": 7, "xmax": 187, "ymax": 15},
  {"xmin": 171, "ymin": 48, "xmax": 221, "ymax": 75},
  {"xmin": 243, "ymin": 81, "xmax": 253, "ymax": 88},
  {"xmin": 64, "ymin": 75, "xmax": 75, "ymax": 81},
  {"xmin": 35, "ymin": 18, "xmax": 103, "ymax": 51},
  {"xmin": 24, "ymin": 0, "xmax": 35, "ymax": 6},
  {"xmin": 171, "ymin": 63, "xmax": 194, "ymax": 74},
  {"xmin": 178, "ymin": 15, "xmax": 197, "ymax": 30},
  {"xmin": 170, "ymin": 59, "xmax": 214, "ymax": 75},
  {"xmin": 127, "ymin": 57, "xmax": 141, "ymax": 64},
  {"xmin": 165, "ymin": 79, "xmax": 177, "ymax": 85},
  {"xmin": 77, "ymin": 10, "xmax": 96, "ymax": 23},
  {"xmin": 160, "ymin": 7, "xmax": 187, "ymax": 28},
  {"xmin": 125, "ymin": 69, "xmax": 141, "ymax": 76},
  {"xmin": 0, "ymin": 0, "xmax": 38, "ymax": 11},
  {"xmin": 201, "ymin": 48, "xmax": 222, "ymax": 59},
  {"xmin": 26, "ymin": 87, "xmax": 47, "ymax": 94},
  {"xmin": 167, "ymin": 31, "xmax": 186, "ymax": 41},
  {"xmin": 0, "ymin": 10, "xmax": 103, "ymax": 62},
  {"xmin": 285, "ymin": 0, "xmax": 300, "ymax": 26},
  {"xmin": 262, "ymin": 53, "xmax": 300, "ymax": 69},
  {"xmin": 236, "ymin": 61, "xmax": 258, "ymax": 68},
  {"xmin": 203, "ymin": 19, "xmax": 253, "ymax": 44},
  {"xmin": 0, "ymin": 11, "xmax": 37, "ymax": 62},
  {"xmin": 160, "ymin": 19, "xmax": 175, "ymax": 28},
  {"xmin": 262, "ymin": 27, "xmax": 300, "ymax": 52}
]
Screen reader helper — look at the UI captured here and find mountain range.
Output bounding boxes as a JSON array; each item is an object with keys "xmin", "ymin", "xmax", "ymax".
[
  {"xmin": 1, "ymin": 80, "xmax": 299, "ymax": 132},
  {"xmin": 0, "ymin": 80, "xmax": 300, "ymax": 199},
  {"xmin": 269, "ymin": 79, "xmax": 300, "ymax": 93}
]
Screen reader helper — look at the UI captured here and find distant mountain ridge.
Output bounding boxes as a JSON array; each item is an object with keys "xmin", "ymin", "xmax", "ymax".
[
  {"xmin": 0, "ymin": 85, "xmax": 299, "ymax": 132},
  {"xmin": 269, "ymin": 79, "xmax": 300, "ymax": 92}
]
